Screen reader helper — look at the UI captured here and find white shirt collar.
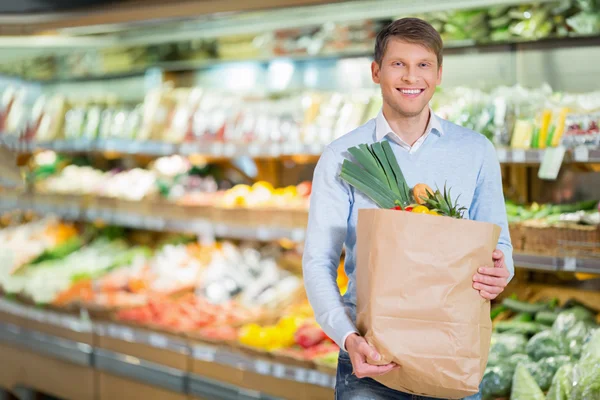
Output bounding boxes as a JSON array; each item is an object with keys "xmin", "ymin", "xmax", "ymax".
[{"xmin": 375, "ymin": 106, "xmax": 443, "ymax": 152}]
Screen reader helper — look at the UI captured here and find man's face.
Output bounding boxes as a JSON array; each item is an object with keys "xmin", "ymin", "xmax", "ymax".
[{"xmin": 371, "ymin": 38, "xmax": 442, "ymax": 118}]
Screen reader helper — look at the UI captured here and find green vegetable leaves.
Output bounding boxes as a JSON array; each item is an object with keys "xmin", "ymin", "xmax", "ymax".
[
  {"xmin": 511, "ymin": 364, "xmax": 545, "ymax": 400},
  {"xmin": 340, "ymin": 141, "xmax": 411, "ymax": 208}
]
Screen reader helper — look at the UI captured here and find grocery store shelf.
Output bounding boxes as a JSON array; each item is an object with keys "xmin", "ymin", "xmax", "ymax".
[
  {"xmin": 3, "ymin": 134, "xmax": 600, "ymax": 165},
  {"xmin": 514, "ymin": 253, "xmax": 600, "ymax": 274},
  {"xmin": 0, "ymin": 321, "xmax": 93, "ymax": 366},
  {"xmin": 95, "ymin": 349, "xmax": 187, "ymax": 393},
  {"xmin": 495, "ymin": 148, "xmax": 600, "ymax": 164},
  {"xmin": 0, "ymin": 191, "xmax": 308, "ymax": 242},
  {"xmin": 0, "ymin": 134, "xmax": 324, "ymax": 159},
  {"xmin": 17, "ymin": 34, "xmax": 600, "ymax": 83},
  {"xmin": 0, "ymin": 301, "xmax": 336, "ymax": 398}
]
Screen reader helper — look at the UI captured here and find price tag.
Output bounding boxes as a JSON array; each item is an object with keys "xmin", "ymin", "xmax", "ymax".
[
  {"xmin": 111, "ymin": 325, "xmax": 135, "ymax": 342},
  {"xmin": 193, "ymin": 345, "xmax": 216, "ymax": 362},
  {"xmin": 272, "ymin": 363, "xmax": 286, "ymax": 379},
  {"xmin": 511, "ymin": 149, "xmax": 526, "ymax": 163},
  {"xmin": 564, "ymin": 257, "xmax": 577, "ymax": 271},
  {"xmin": 307, "ymin": 370, "xmax": 321, "ymax": 385},
  {"xmin": 224, "ymin": 143, "xmax": 237, "ymax": 157},
  {"xmin": 211, "ymin": 142, "xmax": 224, "ymax": 156},
  {"xmin": 179, "ymin": 143, "xmax": 194, "ymax": 155},
  {"xmin": 496, "ymin": 148, "xmax": 508, "ymax": 163},
  {"xmin": 295, "ymin": 368, "xmax": 307, "ymax": 383},
  {"xmin": 268, "ymin": 143, "xmax": 281, "ymax": 157},
  {"xmin": 145, "ymin": 333, "xmax": 167, "ymax": 349},
  {"xmin": 248, "ymin": 143, "xmax": 261, "ymax": 156},
  {"xmin": 290, "ymin": 229, "xmax": 305, "ymax": 242},
  {"xmin": 574, "ymin": 146, "xmax": 589, "ymax": 162},
  {"xmin": 538, "ymin": 146, "xmax": 565, "ymax": 181},
  {"xmin": 254, "ymin": 360, "xmax": 271, "ymax": 375},
  {"xmin": 310, "ymin": 143, "xmax": 323, "ymax": 155},
  {"xmin": 318, "ymin": 373, "xmax": 332, "ymax": 388}
]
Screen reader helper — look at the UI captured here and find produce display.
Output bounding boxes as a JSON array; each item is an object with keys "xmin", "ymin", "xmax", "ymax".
[
  {"xmin": 411, "ymin": 1, "xmax": 600, "ymax": 44},
  {"xmin": 2, "ymin": 84, "xmax": 600, "ymax": 153},
  {"xmin": 432, "ymin": 85, "xmax": 600, "ymax": 147},
  {"xmin": 0, "ymin": 1, "xmax": 598, "ymax": 80},
  {"xmin": 0, "ymin": 215, "xmax": 79, "ymax": 275},
  {"xmin": 0, "ymin": 215, "xmax": 340, "ymax": 365},
  {"xmin": 506, "ymin": 200, "xmax": 600, "ymax": 225},
  {"xmin": 482, "ymin": 296, "xmax": 599, "ymax": 399}
]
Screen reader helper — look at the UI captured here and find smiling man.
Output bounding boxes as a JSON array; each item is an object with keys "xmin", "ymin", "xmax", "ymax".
[{"xmin": 303, "ymin": 18, "xmax": 514, "ymax": 400}]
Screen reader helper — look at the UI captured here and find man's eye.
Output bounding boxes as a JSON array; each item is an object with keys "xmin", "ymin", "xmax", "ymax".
[
  {"xmin": 420, "ymin": 63, "xmax": 430, "ymax": 68},
  {"xmin": 393, "ymin": 62, "xmax": 403, "ymax": 67}
]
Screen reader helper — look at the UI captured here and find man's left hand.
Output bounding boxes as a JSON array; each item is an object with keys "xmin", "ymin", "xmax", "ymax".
[{"xmin": 473, "ymin": 249, "xmax": 509, "ymax": 300}]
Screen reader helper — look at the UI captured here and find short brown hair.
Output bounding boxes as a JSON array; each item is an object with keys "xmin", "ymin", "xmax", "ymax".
[{"xmin": 374, "ymin": 18, "xmax": 443, "ymax": 66}]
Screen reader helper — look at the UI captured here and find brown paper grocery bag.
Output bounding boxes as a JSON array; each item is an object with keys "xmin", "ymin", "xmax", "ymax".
[{"xmin": 356, "ymin": 209, "xmax": 501, "ymax": 399}]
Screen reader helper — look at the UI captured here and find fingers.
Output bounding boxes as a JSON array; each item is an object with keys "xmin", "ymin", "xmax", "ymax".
[
  {"xmin": 492, "ymin": 249, "xmax": 504, "ymax": 261},
  {"xmin": 478, "ymin": 290, "xmax": 498, "ymax": 300},
  {"xmin": 473, "ymin": 282, "xmax": 504, "ymax": 295},
  {"xmin": 353, "ymin": 362, "xmax": 397, "ymax": 378},
  {"xmin": 348, "ymin": 336, "xmax": 397, "ymax": 378},
  {"xmin": 477, "ymin": 266, "xmax": 509, "ymax": 278},
  {"xmin": 473, "ymin": 273, "xmax": 507, "ymax": 287},
  {"xmin": 357, "ymin": 340, "xmax": 381, "ymax": 361}
]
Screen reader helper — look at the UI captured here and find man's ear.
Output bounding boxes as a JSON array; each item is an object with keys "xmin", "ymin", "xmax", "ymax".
[{"xmin": 371, "ymin": 61, "xmax": 381, "ymax": 84}]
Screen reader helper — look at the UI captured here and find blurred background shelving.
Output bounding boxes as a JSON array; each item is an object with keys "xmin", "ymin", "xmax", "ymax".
[{"xmin": 0, "ymin": 0, "xmax": 599, "ymax": 400}]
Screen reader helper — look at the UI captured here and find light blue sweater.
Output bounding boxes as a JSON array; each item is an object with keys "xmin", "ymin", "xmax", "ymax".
[{"xmin": 302, "ymin": 115, "xmax": 514, "ymax": 349}]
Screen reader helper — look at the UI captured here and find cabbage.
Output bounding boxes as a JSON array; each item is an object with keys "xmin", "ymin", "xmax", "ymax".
[{"xmin": 526, "ymin": 330, "xmax": 568, "ymax": 361}]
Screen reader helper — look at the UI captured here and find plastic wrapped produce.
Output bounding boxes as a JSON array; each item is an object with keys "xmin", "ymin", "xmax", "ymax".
[
  {"xmin": 526, "ymin": 330, "xmax": 569, "ymax": 361},
  {"xmin": 546, "ymin": 363, "xmax": 574, "ymax": 400},
  {"xmin": 511, "ymin": 364, "xmax": 545, "ymax": 400},
  {"xmin": 572, "ymin": 329, "xmax": 600, "ymax": 400},
  {"xmin": 491, "ymin": 332, "xmax": 528, "ymax": 356}
]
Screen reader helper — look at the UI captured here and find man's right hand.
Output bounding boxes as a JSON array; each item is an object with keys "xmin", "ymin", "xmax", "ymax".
[{"xmin": 344, "ymin": 333, "xmax": 398, "ymax": 378}]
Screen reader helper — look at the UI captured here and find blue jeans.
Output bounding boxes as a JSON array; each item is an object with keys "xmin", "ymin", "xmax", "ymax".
[{"xmin": 335, "ymin": 351, "xmax": 482, "ymax": 400}]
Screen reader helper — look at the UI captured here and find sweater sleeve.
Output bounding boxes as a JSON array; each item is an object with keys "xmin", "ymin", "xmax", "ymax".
[
  {"xmin": 302, "ymin": 146, "xmax": 358, "ymax": 350},
  {"xmin": 469, "ymin": 140, "xmax": 515, "ymax": 281}
]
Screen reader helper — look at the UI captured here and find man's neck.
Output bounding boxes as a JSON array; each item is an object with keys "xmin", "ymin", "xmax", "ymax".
[{"xmin": 383, "ymin": 104, "xmax": 431, "ymax": 146}]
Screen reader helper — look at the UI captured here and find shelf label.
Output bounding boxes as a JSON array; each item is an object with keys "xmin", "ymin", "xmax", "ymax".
[
  {"xmin": 248, "ymin": 143, "xmax": 261, "ymax": 156},
  {"xmin": 148, "ymin": 333, "xmax": 169, "ymax": 349},
  {"xmin": 538, "ymin": 146, "xmax": 565, "ymax": 181},
  {"xmin": 564, "ymin": 257, "xmax": 577, "ymax": 271},
  {"xmin": 307, "ymin": 370, "xmax": 321, "ymax": 385},
  {"xmin": 574, "ymin": 146, "xmax": 589, "ymax": 162},
  {"xmin": 272, "ymin": 363, "xmax": 286, "ymax": 379},
  {"xmin": 496, "ymin": 148, "xmax": 508, "ymax": 163},
  {"xmin": 193, "ymin": 345, "xmax": 216, "ymax": 362},
  {"xmin": 254, "ymin": 360, "xmax": 271, "ymax": 375},
  {"xmin": 268, "ymin": 143, "xmax": 280, "ymax": 157},
  {"xmin": 211, "ymin": 142, "xmax": 224, "ymax": 156},
  {"xmin": 294, "ymin": 368, "xmax": 307, "ymax": 383},
  {"xmin": 224, "ymin": 143, "xmax": 237, "ymax": 157},
  {"xmin": 309, "ymin": 143, "xmax": 323, "ymax": 155},
  {"xmin": 512, "ymin": 149, "xmax": 526, "ymax": 163}
]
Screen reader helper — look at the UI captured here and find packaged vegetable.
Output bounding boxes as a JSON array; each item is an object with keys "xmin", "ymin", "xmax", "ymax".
[
  {"xmin": 526, "ymin": 330, "xmax": 568, "ymax": 361},
  {"xmin": 534, "ymin": 356, "xmax": 572, "ymax": 391},
  {"xmin": 546, "ymin": 363, "xmax": 574, "ymax": 400},
  {"xmin": 511, "ymin": 363, "xmax": 545, "ymax": 400},
  {"xmin": 481, "ymin": 364, "xmax": 514, "ymax": 399},
  {"xmin": 566, "ymin": 320, "xmax": 596, "ymax": 358},
  {"xmin": 572, "ymin": 329, "xmax": 600, "ymax": 400},
  {"xmin": 553, "ymin": 306, "xmax": 596, "ymax": 335},
  {"xmin": 491, "ymin": 333, "xmax": 528, "ymax": 356}
]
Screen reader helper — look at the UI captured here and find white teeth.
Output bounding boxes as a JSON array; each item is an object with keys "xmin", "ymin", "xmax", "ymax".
[{"xmin": 400, "ymin": 89, "xmax": 422, "ymax": 94}]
